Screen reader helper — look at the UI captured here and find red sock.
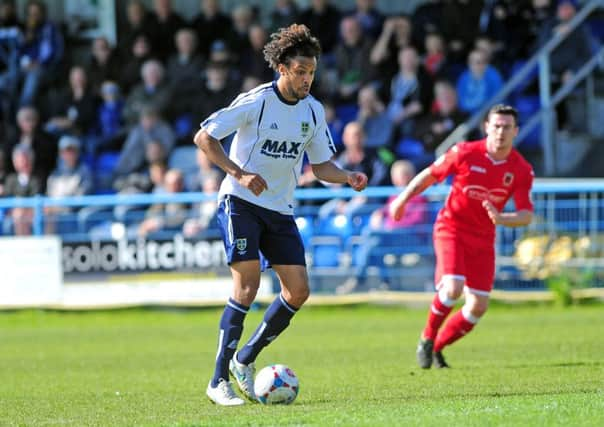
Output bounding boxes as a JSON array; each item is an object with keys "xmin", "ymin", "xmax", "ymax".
[
  {"xmin": 422, "ymin": 294, "xmax": 454, "ymax": 340},
  {"xmin": 434, "ymin": 310, "xmax": 475, "ymax": 352}
]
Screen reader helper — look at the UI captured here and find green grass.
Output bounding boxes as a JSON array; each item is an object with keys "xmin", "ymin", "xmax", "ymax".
[{"xmin": 1, "ymin": 303, "xmax": 603, "ymax": 426}]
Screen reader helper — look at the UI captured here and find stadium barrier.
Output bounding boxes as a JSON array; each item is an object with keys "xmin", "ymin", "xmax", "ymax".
[{"xmin": 1, "ymin": 180, "xmax": 603, "ymax": 308}]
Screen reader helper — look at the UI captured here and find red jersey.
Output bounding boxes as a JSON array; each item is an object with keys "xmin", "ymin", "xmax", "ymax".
[{"xmin": 430, "ymin": 139, "xmax": 534, "ymax": 241}]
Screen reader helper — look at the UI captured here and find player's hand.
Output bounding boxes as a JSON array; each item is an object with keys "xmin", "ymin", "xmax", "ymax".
[
  {"xmin": 238, "ymin": 171, "xmax": 268, "ymax": 196},
  {"xmin": 389, "ymin": 196, "xmax": 406, "ymax": 221},
  {"xmin": 347, "ymin": 172, "xmax": 368, "ymax": 192},
  {"xmin": 482, "ymin": 200, "xmax": 501, "ymax": 225}
]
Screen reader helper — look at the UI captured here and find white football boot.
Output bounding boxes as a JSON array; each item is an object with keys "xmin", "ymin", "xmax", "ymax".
[
  {"xmin": 229, "ymin": 352, "xmax": 257, "ymax": 402},
  {"xmin": 206, "ymin": 379, "xmax": 245, "ymax": 406}
]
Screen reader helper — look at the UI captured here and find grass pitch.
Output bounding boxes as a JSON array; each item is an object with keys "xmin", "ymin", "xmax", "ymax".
[{"xmin": 1, "ymin": 303, "xmax": 603, "ymax": 426}]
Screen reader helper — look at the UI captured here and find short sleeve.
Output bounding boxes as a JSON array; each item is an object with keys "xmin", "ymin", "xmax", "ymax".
[
  {"xmin": 513, "ymin": 165, "xmax": 534, "ymax": 212},
  {"xmin": 430, "ymin": 144, "xmax": 461, "ymax": 182},
  {"xmin": 200, "ymin": 94, "xmax": 258, "ymax": 140},
  {"xmin": 305, "ymin": 103, "xmax": 337, "ymax": 164}
]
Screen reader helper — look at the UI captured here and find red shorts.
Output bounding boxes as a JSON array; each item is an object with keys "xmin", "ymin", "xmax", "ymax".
[{"xmin": 433, "ymin": 224, "xmax": 495, "ymax": 295}]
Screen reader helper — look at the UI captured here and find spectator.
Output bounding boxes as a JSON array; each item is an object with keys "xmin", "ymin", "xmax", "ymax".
[
  {"xmin": 318, "ymin": 121, "xmax": 388, "ymax": 219},
  {"xmin": 423, "ymin": 32, "xmax": 447, "ymax": 78},
  {"xmin": 441, "ymin": 0, "xmax": 483, "ymax": 64},
  {"xmin": 14, "ymin": 0, "xmax": 64, "ymax": 107},
  {"xmin": 410, "ymin": 0, "xmax": 443, "ymax": 50},
  {"xmin": 44, "ymin": 65, "xmax": 98, "ymax": 138},
  {"xmin": 93, "ymin": 80, "xmax": 126, "ymax": 155},
  {"xmin": 85, "ymin": 36, "xmax": 122, "ymax": 96},
  {"xmin": 123, "ymin": 59, "xmax": 173, "ymax": 127},
  {"xmin": 456, "ymin": 49, "xmax": 504, "ymax": 115},
  {"xmin": 186, "ymin": 148, "xmax": 224, "ymax": 192},
  {"xmin": 346, "ymin": 0, "xmax": 384, "ymax": 39},
  {"xmin": 119, "ymin": 0, "xmax": 155, "ymax": 60},
  {"xmin": 0, "ymin": 150, "xmax": 6, "ymax": 196},
  {"xmin": 4, "ymin": 105, "xmax": 56, "ymax": 185},
  {"xmin": 268, "ymin": 0, "xmax": 299, "ymax": 33},
  {"xmin": 337, "ymin": 159, "xmax": 428, "ymax": 294},
  {"xmin": 386, "ymin": 46, "xmax": 433, "ymax": 140},
  {"xmin": 191, "ymin": 0, "xmax": 232, "ymax": 59},
  {"xmin": 334, "ymin": 16, "xmax": 374, "ymax": 104},
  {"xmin": 166, "ymin": 28, "xmax": 205, "ymax": 94},
  {"xmin": 182, "ymin": 170, "xmax": 222, "ymax": 238},
  {"xmin": 415, "ymin": 80, "xmax": 469, "ymax": 152},
  {"xmin": 44, "ymin": 136, "xmax": 93, "ymax": 233},
  {"xmin": 370, "ymin": 15, "xmax": 414, "ymax": 87},
  {"xmin": 227, "ymin": 4, "xmax": 254, "ymax": 61},
  {"xmin": 149, "ymin": 0, "xmax": 185, "ymax": 62},
  {"xmin": 297, "ymin": 0, "xmax": 341, "ymax": 56},
  {"xmin": 193, "ymin": 60, "xmax": 240, "ymax": 127},
  {"xmin": 356, "ymin": 84, "xmax": 394, "ymax": 154},
  {"xmin": 4, "ymin": 144, "xmax": 41, "ymax": 235},
  {"xmin": 239, "ymin": 24, "xmax": 274, "ymax": 83},
  {"xmin": 114, "ymin": 107, "xmax": 175, "ymax": 179},
  {"xmin": 137, "ymin": 168, "xmax": 188, "ymax": 238},
  {"xmin": 119, "ymin": 33, "xmax": 153, "ymax": 94}
]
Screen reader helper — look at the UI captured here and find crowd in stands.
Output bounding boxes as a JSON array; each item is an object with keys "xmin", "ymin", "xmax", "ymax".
[{"xmin": 0, "ymin": 0, "xmax": 600, "ymax": 238}]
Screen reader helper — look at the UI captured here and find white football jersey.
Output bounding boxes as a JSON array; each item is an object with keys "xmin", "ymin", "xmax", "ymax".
[{"xmin": 200, "ymin": 82, "xmax": 337, "ymax": 214}]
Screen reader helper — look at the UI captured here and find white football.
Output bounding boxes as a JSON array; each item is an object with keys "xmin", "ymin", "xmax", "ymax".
[{"xmin": 254, "ymin": 364, "xmax": 299, "ymax": 404}]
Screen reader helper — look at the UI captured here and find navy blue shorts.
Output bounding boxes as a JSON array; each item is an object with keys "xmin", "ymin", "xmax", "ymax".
[{"xmin": 217, "ymin": 195, "xmax": 306, "ymax": 268}]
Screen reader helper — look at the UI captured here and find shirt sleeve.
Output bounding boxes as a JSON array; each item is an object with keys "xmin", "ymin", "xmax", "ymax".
[
  {"xmin": 200, "ymin": 94, "xmax": 258, "ymax": 141},
  {"xmin": 513, "ymin": 165, "xmax": 534, "ymax": 212},
  {"xmin": 429, "ymin": 143, "xmax": 461, "ymax": 182},
  {"xmin": 305, "ymin": 102, "xmax": 338, "ymax": 164}
]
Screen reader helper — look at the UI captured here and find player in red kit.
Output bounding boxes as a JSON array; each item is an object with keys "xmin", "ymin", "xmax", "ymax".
[{"xmin": 389, "ymin": 104, "xmax": 534, "ymax": 368}]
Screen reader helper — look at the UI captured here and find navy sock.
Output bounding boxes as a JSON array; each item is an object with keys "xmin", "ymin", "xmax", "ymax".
[
  {"xmin": 211, "ymin": 298, "xmax": 249, "ymax": 387},
  {"xmin": 237, "ymin": 294, "xmax": 298, "ymax": 365}
]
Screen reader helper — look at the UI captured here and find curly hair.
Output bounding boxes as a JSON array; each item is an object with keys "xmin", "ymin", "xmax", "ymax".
[{"xmin": 263, "ymin": 24, "xmax": 322, "ymax": 71}]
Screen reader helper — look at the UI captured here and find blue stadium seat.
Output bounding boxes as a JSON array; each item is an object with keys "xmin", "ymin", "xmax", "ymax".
[
  {"xmin": 169, "ymin": 146, "xmax": 198, "ymax": 190},
  {"xmin": 317, "ymin": 214, "xmax": 353, "ymax": 239},
  {"xmin": 94, "ymin": 152, "xmax": 120, "ymax": 193}
]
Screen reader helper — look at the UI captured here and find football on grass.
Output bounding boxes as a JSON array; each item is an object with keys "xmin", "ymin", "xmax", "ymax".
[{"xmin": 254, "ymin": 364, "xmax": 299, "ymax": 404}]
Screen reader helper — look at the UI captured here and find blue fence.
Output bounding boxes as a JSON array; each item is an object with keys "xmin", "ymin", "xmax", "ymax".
[{"xmin": 1, "ymin": 181, "xmax": 604, "ymax": 292}]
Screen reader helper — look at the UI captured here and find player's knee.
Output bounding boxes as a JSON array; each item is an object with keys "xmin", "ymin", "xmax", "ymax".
[
  {"xmin": 467, "ymin": 299, "xmax": 488, "ymax": 317},
  {"xmin": 286, "ymin": 285, "xmax": 309, "ymax": 308},
  {"xmin": 234, "ymin": 282, "xmax": 260, "ymax": 305},
  {"xmin": 442, "ymin": 279, "xmax": 464, "ymax": 300}
]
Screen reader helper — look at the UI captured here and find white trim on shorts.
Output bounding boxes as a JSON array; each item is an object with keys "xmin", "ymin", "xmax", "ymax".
[{"xmin": 464, "ymin": 285, "xmax": 491, "ymax": 296}]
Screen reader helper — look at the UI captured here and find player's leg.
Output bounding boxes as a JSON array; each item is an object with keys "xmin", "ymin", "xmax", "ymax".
[{"xmin": 207, "ymin": 196, "xmax": 262, "ymax": 405}]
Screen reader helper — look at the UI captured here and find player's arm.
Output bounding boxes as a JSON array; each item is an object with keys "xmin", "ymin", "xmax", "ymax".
[
  {"xmin": 310, "ymin": 161, "xmax": 368, "ymax": 191},
  {"xmin": 389, "ymin": 168, "xmax": 437, "ymax": 221},
  {"xmin": 482, "ymin": 201, "xmax": 533, "ymax": 227},
  {"xmin": 194, "ymin": 129, "xmax": 268, "ymax": 196}
]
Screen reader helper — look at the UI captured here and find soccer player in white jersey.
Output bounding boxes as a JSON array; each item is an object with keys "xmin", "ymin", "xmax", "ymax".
[{"xmin": 195, "ymin": 24, "xmax": 368, "ymax": 406}]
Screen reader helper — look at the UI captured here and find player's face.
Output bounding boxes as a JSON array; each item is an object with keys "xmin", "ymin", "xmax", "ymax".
[
  {"xmin": 485, "ymin": 113, "xmax": 518, "ymax": 157},
  {"xmin": 279, "ymin": 56, "xmax": 316, "ymax": 100}
]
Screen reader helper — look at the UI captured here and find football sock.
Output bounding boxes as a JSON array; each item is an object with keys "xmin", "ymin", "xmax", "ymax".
[
  {"xmin": 211, "ymin": 298, "xmax": 249, "ymax": 387},
  {"xmin": 433, "ymin": 306, "xmax": 479, "ymax": 352},
  {"xmin": 237, "ymin": 294, "xmax": 298, "ymax": 365},
  {"xmin": 423, "ymin": 288, "xmax": 457, "ymax": 340}
]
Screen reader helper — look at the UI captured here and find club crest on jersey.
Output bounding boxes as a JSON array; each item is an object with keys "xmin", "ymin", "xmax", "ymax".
[
  {"xmin": 503, "ymin": 172, "xmax": 514, "ymax": 186},
  {"xmin": 236, "ymin": 238, "xmax": 247, "ymax": 254},
  {"xmin": 301, "ymin": 122, "xmax": 309, "ymax": 135}
]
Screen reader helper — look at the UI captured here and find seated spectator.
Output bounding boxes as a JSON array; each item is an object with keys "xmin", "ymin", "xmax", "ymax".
[
  {"xmin": 318, "ymin": 121, "xmax": 388, "ymax": 219},
  {"xmin": 123, "ymin": 59, "xmax": 173, "ymax": 127},
  {"xmin": 114, "ymin": 107, "xmax": 175, "ymax": 180},
  {"xmin": 345, "ymin": 0, "xmax": 384, "ymax": 39},
  {"xmin": 4, "ymin": 105, "xmax": 56, "ymax": 186},
  {"xmin": 149, "ymin": 0, "xmax": 186, "ymax": 62},
  {"xmin": 297, "ymin": 0, "xmax": 341, "ymax": 57},
  {"xmin": 166, "ymin": 28, "xmax": 205, "ymax": 95},
  {"xmin": 356, "ymin": 84, "xmax": 394, "ymax": 155},
  {"xmin": 191, "ymin": 0, "xmax": 232, "ymax": 58},
  {"xmin": 239, "ymin": 24, "xmax": 274, "ymax": 83},
  {"xmin": 337, "ymin": 159, "xmax": 428, "ymax": 294},
  {"xmin": 227, "ymin": 4, "xmax": 254, "ymax": 59},
  {"xmin": 4, "ymin": 144, "xmax": 41, "ymax": 235},
  {"xmin": 182, "ymin": 170, "xmax": 222, "ymax": 238},
  {"xmin": 268, "ymin": 0, "xmax": 298, "ymax": 33},
  {"xmin": 119, "ymin": 33, "xmax": 153, "ymax": 95},
  {"xmin": 456, "ymin": 48, "xmax": 504, "ymax": 115},
  {"xmin": 44, "ymin": 65, "xmax": 98, "ymax": 138},
  {"xmin": 333, "ymin": 15, "xmax": 374, "ymax": 104},
  {"xmin": 13, "ymin": 0, "xmax": 63, "ymax": 107},
  {"xmin": 186, "ymin": 148, "xmax": 224, "ymax": 192},
  {"xmin": 92, "ymin": 80, "xmax": 126, "ymax": 155},
  {"xmin": 44, "ymin": 136, "xmax": 93, "ymax": 232},
  {"xmin": 370, "ymin": 15, "xmax": 414, "ymax": 87},
  {"xmin": 423, "ymin": 32, "xmax": 447, "ymax": 78},
  {"xmin": 119, "ymin": 0, "xmax": 155, "ymax": 61},
  {"xmin": 386, "ymin": 46, "xmax": 433, "ymax": 140},
  {"xmin": 137, "ymin": 168, "xmax": 187, "ymax": 238},
  {"xmin": 85, "ymin": 36, "xmax": 122, "ymax": 96},
  {"xmin": 192, "ymin": 60, "xmax": 240, "ymax": 125},
  {"xmin": 415, "ymin": 80, "xmax": 468, "ymax": 153},
  {"xmin": 367, "ymin": 160, "xmax": 428, "ymax": 231}
]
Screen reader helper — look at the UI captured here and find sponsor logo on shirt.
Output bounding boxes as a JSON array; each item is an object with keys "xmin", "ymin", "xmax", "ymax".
[
  {"xmin": 260, "ymin": 139, "xmax": 302, "ymax": 159},
  {"xmin": 463, "ymin": 185, "xmax": 508, "ymax": 203},
  {"xmin": 470, "ymin": 165, "xmax": 486, "ymax": 173}
]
